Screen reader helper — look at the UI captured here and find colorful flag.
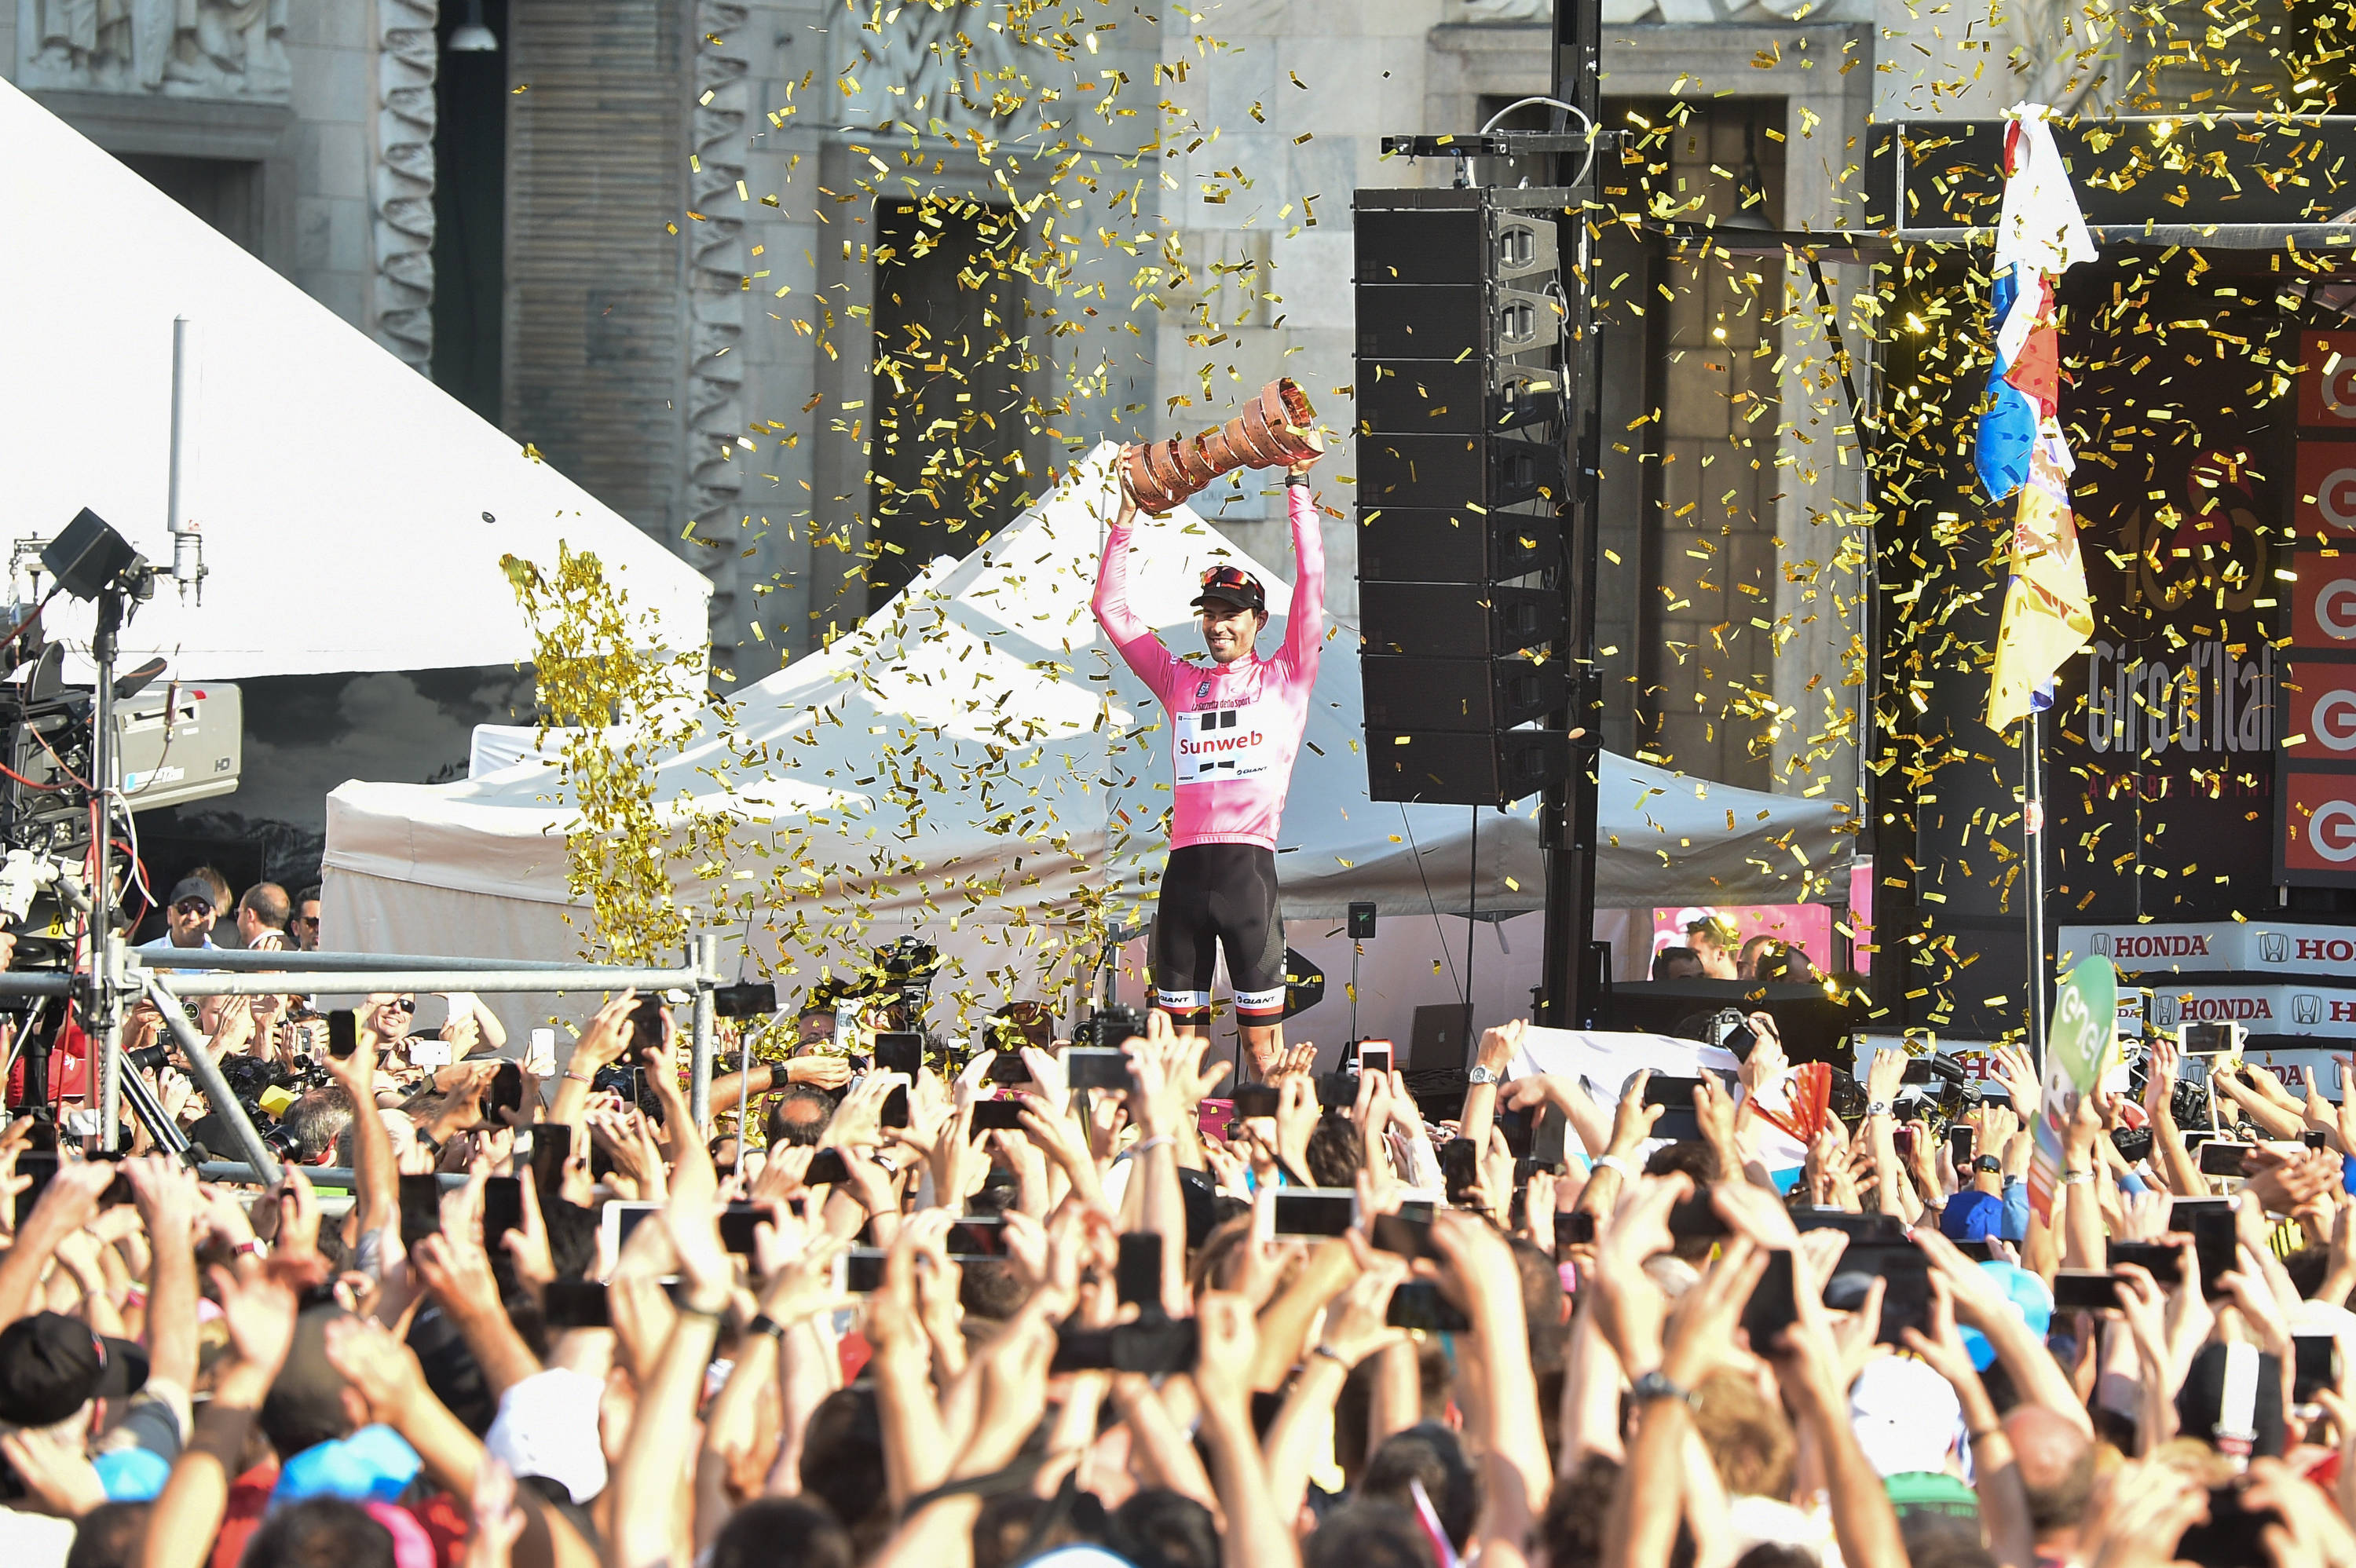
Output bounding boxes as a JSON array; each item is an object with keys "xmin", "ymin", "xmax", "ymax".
[{"xmin": 1980, "ymin": 106, "xmax": 2097, "ymax": 730}]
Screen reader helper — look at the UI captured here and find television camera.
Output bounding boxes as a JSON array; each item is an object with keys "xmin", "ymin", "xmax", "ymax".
[{"xmin": 0, "ymin": 511, "xmax": 240, "ymax": 970}]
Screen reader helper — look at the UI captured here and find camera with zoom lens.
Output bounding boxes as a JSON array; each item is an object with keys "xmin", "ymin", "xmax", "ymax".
[
  {"xmin": 124, "ymin": 1041, "xmax": 167, "ymax": 1075},
  {"xmin": 1073, "ymin": 1003, "xmax": 1147, "ymax": 1051}
]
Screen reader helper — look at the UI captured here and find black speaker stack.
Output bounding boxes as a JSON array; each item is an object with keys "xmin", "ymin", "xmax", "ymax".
[{"xmin": 1353, "ymin": 188, "xmax": 1585, "ymax": 807}]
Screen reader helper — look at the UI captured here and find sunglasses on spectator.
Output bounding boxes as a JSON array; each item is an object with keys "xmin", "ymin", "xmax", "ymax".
[
  {"xmin": 173, "ymin": 900, "xmax": 212, "ymax": 916},
  {"xmin": 386, "ymin": 998, "xmax": 416, "ymax": 1014}
]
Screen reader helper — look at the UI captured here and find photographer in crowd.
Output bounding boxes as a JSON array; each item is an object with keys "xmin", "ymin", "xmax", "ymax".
[{"xmin": 0, "ymin": 979, "xmax": 2347, "ymax": 1568}]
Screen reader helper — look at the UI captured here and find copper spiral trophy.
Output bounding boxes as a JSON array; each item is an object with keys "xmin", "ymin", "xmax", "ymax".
[{"xmin": 1123, "ymin": 378, "xmax": 1319, "ymax": 512}]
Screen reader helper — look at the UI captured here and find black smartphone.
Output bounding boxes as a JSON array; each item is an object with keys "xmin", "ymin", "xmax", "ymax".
[
  {"xmin": 326, "ymin": 1009, "xmax": 359, "ymax": 1060},
  {"xmin": 1315, "ymin": 1072, "xmax": 1358, "ymax": 1109},
  {"xmin": 13, "ymin": 1152, "xmax": 56, "ymax": 1226},
  {"xmin": 2305, "ymin": 1129, "xmax": 2329, "ymax": 1151},
  {"xmin": 944, "ymin": 1216, "xmax": 1007, "ymax": 1258},
  {"xmin": 1740, "ymin": 1248, "xmax": 1797, "ymax": 1345},
  {"xmin": 969, "ymin": 1099, "xmax": 1029, "ymax": 1135},
  {"xmin": 1063, "ymin": 1047, "xmax": 1132, "ymax": 1091},
  {"xmin": 2295, "ymin": 1334, "xmax": 2340, "ymax": 1405},
  {"xmin": 713, "ymin": 982, "xmax": 775, "ymax": 1019},
  {"xmin": 2187, "ymin": 1204, "xmax": 2241, "ymax": 1294},
  {"xmin": 1824, "ymin": 1242, "xmax": 1931, "ymax": 1344},
  {"xmin": 1116, "ymin": 1234, "xmax": 1162, "ymax": 1307},
  {"xmin": 718, "ymin": 1203, "xmax": 763, "ymax": 1257},
  {"xmin": 1899, "ymin": 1058, "xmax": 1935, "ymax": 1085},
  {"xmin": 1948, "ymin": 1126, "xmax": 1975, "ymax": 1166},
  {"xmin": 1386, "ymin": 1281, "xmax": 1472, "ymax": 1334},
  {"xmin": 804, "ymin": 1149, "xmax": 851, "ymax": 1186},
  {"xmin": 481, "ymin": 1176, "xmax": 522, "ymax": 1252},
  {"xmin": 1645, "ymin": 1076, "xmax": 1707, "ymax": 1110},
  {"xmin": 1052, "ymin": 1317, "xmax": 1200, "ymax": 1373},
  {"xmin": 2198, "ymin": 1141, "xmax": 2252, "ymax": 1178},
  {"xmin": 2051, "ymin": 1270, "xmax": 2125, "ymax": 1311},
  {"xmin": 1357, "ymin": 1043, "xmax": 1393, "ymax": 1078},
  {"xmin": 986, "ymin": 1053, "xmax": 1034, "ymax": 1084},
  {"xmin": 1514, "ymin": 1156, "xmax": 1558, "ymax": 1186},
  {"xmin": 842, "ymin": 1248, "xmax": 888, "ymax": 1293},
  {"xmin": 2109, "ymin": 1239, "xmax": 2185, "ymax": 1286},
  {"xmin": 873, "ymin": 1032, "xmax": 923, "ymax": 1077},
  {"xmin": 543, "ymin": 1279, "xmax": 611, "ymax": 1330},
  {"xmin": 398, "ymin": 1172, "xmax": 442, "ymax": 1247},
  {"xmin": 1274, "ymin": 1187, "xmax": 1355, "ymax": 1237},
  {"xmin": 627, "ymin": 996, "xmax": 665, "ymax": 1057},
  {"xmin": 1948, "ymin": 1238, "xmax": 1996, "ymax": 1263},
  {"xmin": 1370, "ymin": 1204, "xmax": 1437, "ymax": 1260},
  {"xmin": 1231, "ymin": 1083, "xmax": 1281, "ymax": 1118},
  {"xmin": 488, "ymin": 1060, "xmax": 525, "ymax": 1121},
  {"xmin": 1560, "ymin": 1211, "xmax": 1598, "ymax": 1245}
]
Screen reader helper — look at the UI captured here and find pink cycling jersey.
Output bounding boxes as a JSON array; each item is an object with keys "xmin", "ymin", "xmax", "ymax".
[{"xmin": 1092, "ymin": 482, "xmax": 1324, "ymax": 853}]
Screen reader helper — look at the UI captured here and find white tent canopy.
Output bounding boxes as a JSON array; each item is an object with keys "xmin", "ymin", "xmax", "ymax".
[
  {"xmin": 0, "ymin": 79, "xmax": 710, "ymax": 678},
  {"xmin": 324, "ymin": 445, "xmax": 1849, "ymax": 1036}
]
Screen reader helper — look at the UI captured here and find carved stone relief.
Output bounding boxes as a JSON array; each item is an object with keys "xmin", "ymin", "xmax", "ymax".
[
  {"xmin": 372, "ymin": 0, "xmax": 437, "ymax": 371},
  {"xmin": 26, "ymin": 0, "xmax": 291, "ymax": 99},
  {"xmin": 831, "ymin": 0, "xmax": 1026, "ymax": 133},
  {"xmin": 688, "ymin": 2, "xmax": 749, "ymax": 678}
]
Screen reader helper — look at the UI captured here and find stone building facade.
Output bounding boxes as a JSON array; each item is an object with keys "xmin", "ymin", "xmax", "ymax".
[{"xmin": 4, "ymin": 0, "xmax": 2145, "ymax": 808}]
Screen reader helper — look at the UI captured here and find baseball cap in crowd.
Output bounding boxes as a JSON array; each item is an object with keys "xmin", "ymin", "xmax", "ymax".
[
  {"xmin": 1849, "ymin": 1359, "xmax": 1963, "ymax": 1477},
  {"xmin": 93, "ymin": 1447, "xmax": 171, "ymax": 1502},
  {"xmin": 1940, "ymin": 1190, "xmax": 2003, "ymax": 1244},
  {"xmin": 485, "ymin": 1368, "xmax": 609, "ymax": 1506},
  {"xmin": 166, "ymin": 876, "xmax": 216, "ymax": 911},
  {"xmin": 1958, "ymin": 1263, "xmax": 2052, "ymax": 1372},
  {"xmin": 1191, "ymin": 564, "xmax": 1265, "ymax": 615},
  {"xmin": 271, "ymin": 1424, "xmax": 423, "ymax": 1507},
  {"xmin": 2176, "ymin": 1340, "xmax": 2285, "ymax": 1460},
  {"xmin": 0, "ymin": 1311, "xmax": 148, "ymax": 1427},
  {"xmin": 1883, "ymin": 1471, "xmax": 1981, "ymax": 1521}
]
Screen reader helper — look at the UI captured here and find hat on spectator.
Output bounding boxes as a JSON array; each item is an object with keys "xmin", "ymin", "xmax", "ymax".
[
  {"xmin": 94, "ymin": 1447, "xmax": 171, "ymax": 1502},
  {"xmin": 1939, "ymin": 1190, "xmax": 2003, "ymax": 1243},
  {"xmin": 0, "ymin": 1311, "xmax": 149, "ymax": 1427},
  {"xmin": 270, "ymin": 1423, "xmax": 423, "ymax": 1507},
  {"xmin": 1884, "ymin": 1471, "xmax": 1981, "ymax": 1520},
  {"xmin": 166, "ymin": 875, "xmax": 216, "ymax": 909},
  {"xmin": 485, "ymin": 1368, "xmax": 609, "ymax": 1506},
  {"xmin": 1957, "ymin": 1262, "xmax": 2052, "ymax": 1372},
  {"xmin": 1848, "ymin": 1358, "xmax": 1963, "ymax": 1477}
]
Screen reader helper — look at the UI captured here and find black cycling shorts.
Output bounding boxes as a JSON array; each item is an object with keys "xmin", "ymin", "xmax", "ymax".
[{"xmin": 1149, "ymin": 843, "xmax": 1286, "ymax": 1024}]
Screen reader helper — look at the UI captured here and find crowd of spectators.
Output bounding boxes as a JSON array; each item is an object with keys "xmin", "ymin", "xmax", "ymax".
[{"xmin": 0, "ymin": 889, "xmax": 2349, "ymax": 1568}]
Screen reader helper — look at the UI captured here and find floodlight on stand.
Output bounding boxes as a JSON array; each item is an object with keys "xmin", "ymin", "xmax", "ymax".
[
  {"xmin": 447, "ymin": 0, "xmax": 498, "ymax": 52},
  {"xmin": 41, "ymin": 510, "xmax": 146, "ymax": 603}
]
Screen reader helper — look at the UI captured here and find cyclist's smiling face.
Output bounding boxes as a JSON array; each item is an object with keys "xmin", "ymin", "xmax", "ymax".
[{"xmin": 1198, "ymin": 602, "xmax": 1262, "ymax": 664}]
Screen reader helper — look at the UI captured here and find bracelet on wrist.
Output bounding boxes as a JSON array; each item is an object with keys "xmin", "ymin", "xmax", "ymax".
[
  {"xmin": 746, "ymin": 1312, "xmax": 790, "ymax": 1341},
  {"xmin": 562, "ymin": 1069, "xmax": 593, "ymax": 1085},
  {"xmin": 1309, "ymin": 1343, "xmax": 1349, "ymax": 1369}
]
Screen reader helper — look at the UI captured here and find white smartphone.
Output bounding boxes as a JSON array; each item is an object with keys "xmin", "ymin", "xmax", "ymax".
[
  {"xmin": 1356, "ymin": 1040, "xmax": 1393, "ymax": 1078},
  {"xmin": 409, "ymin": 1039, "xmax": 453, "ymax": 1068},
  {"xmin": 441, "ymin": 992, "xmax": 475, "ymax": 1030},
  {"xmin": 527, "ymin": 1027, "xmax": 558, "ymax": 1077},
  {"xmin": 600, "ymin": 1199, "xmax": 663, "ymax": 1262}
]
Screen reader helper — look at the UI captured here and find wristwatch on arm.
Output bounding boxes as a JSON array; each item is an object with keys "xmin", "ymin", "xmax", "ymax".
[{"xmin": 1466, "ymin": 1065, "xmax": 1502, "ymax": 1086}]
